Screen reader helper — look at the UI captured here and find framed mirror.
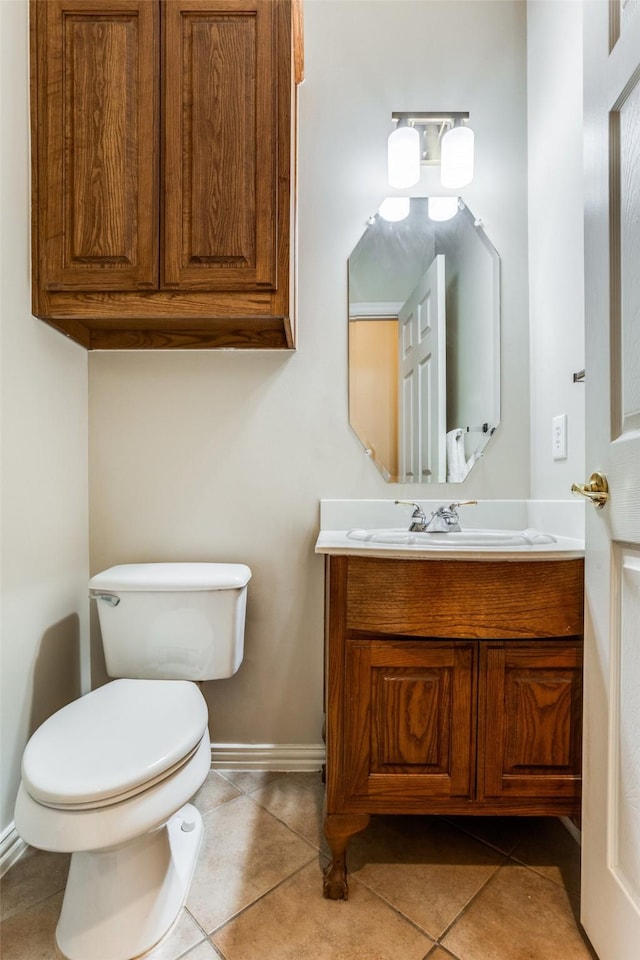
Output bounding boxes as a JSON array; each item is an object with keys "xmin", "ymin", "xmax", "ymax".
[{"xmin": 348, "ymin": 198, "xmax": 500, "ymax": 483}]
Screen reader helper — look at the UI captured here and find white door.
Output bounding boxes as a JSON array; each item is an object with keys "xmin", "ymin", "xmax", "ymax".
[
  {"xmin": 398, "ymin": 254, "xmax": 446, "ymax": 482},
  {"xmin": 581, "ymin": 3, "xmax": 640, "ymax": 958}
]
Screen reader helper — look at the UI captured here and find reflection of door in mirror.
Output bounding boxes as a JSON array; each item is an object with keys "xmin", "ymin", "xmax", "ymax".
[{"xmin": 398, "ymin": 254, "xmax": 446, "ymax": 483}]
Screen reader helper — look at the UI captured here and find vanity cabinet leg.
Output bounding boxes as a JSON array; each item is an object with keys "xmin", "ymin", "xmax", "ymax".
[{"xmin": 323, "ymin": 813, "xmax": 370, "ymax": 900}]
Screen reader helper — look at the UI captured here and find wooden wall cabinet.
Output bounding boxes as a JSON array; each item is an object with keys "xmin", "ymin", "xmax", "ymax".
[
  {"xmin": 30, "ymin": 0, "xmax": 302, "ymax": 349},
  {"xmin": 323, "ymin": 554, "xmax": 584, "ymax": 899}
]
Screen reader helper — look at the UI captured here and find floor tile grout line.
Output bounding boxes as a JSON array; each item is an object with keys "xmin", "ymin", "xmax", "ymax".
[
  {"xmin": 204, "ymin": 854, "xmax": 319, "ymax": 942},
  {"xmin": 195, "ymin": 791, "xmax": 247, "ymax": 817},
  {"xmin": 241, "ymin": 787, "xmax": 328, "ymax": 856},
  {"xmin": 425, "ymin": 944, "xmax": 464, "ymax": 960},
  {"xmin": 203, "ymin": 934, "xmax": 226, "ymax": 960},
  {"xmin": 507, "ymin": 850, "xmax": 579, "ymax": 890},
  {"xmin": 213, "ymin": 770, "xmax": 289, "ymax": 796},
  {"xmin": 426, "ymin": 945, "xmax": 465, "ymax": 960},
  {"xmin": 0, "ymin": 882, "xmax": 65, "ymax": 926},
  {"xmin": 431, "ymin": 854, "xmax": 510, "ymax": 946},
  {"xmin": 182, "ymin": 905, "xmax": 217, "ymax": 950},
  {"xmin": 441, "ymin": 816, "xmax": 524, "ymax": 858},
  {"xmin": 345, "ymin": 872, "xmax": 438, "ymax": 947},
  {"xmin": 440, "ymin": 817, "xmax": 583, "ymax": 891}
]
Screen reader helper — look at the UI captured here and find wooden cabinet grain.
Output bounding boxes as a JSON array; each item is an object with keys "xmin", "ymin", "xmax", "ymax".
[
  {"xmin": 323, "ymin": 554, "xmax": 584, "ymax": 899},
  {"xmin": 30, "ymin": 0, "xmax": 301, "ymax": 349}
]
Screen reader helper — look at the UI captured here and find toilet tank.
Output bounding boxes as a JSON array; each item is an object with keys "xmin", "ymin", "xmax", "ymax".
[{"xmin": 89, "ymin": 563, "xmax": 251, "ymax": 681}]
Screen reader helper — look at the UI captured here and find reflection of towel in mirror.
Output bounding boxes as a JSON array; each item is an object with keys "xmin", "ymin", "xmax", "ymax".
[{"xmin": 447, "ymin": 429, "xmax": 469, "ymax": 482}]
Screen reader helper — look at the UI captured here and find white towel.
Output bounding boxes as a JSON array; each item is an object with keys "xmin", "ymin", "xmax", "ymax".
[{"xmin": 447, "ymin": 429, "xmax": 469, "ymax": 482}]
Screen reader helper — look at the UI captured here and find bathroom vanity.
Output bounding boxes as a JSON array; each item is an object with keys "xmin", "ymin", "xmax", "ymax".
[{"xmin": 316, "ymin": 510, "xmax": 585, "ymax": 900}]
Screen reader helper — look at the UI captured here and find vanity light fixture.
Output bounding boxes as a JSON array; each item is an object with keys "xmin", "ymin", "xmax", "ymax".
[
  {"xmin": 441, "ymin": 119, "xmax": 475, "ymax": 188},
  {"xmin": 388, "ymin": 112, "xmax": 473, "ymax": 189},
  {"xmin": 428, "ymin": 196, "xmax": 459, "ymax": 222},
  {"xmin": 378, "ymin": 197, "xmax": 411, "ymax": 222},
  {"xmin": 387, "ymin": 120, "xmax": 421, "ymax": 188}
]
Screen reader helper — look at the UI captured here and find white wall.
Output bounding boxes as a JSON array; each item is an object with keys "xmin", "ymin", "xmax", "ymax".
[
  {"xmin": 527, "ymin": 0, "xmax": 586, "ymax": 498},
  {"xmin": 89, "ymin": 0, "xmax": 529, "ymax": 750},
  {"xmin": 0, "ymin": 0, "xmax": 90, "ymax": 845}
]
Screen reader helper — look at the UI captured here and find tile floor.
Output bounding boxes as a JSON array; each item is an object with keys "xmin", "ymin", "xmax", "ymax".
[{"xmin": 1, "ymin": 771, "xmax": 599, "ymax": 960}]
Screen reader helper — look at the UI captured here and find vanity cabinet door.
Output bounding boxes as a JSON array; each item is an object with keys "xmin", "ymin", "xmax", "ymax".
[
  {"xmin": 478, "ymin": 641, "xmax": 583, "ymax": 803},
  {"xmin": 343, "ymin": 638, "xmax": 477, "ymax": 811}
]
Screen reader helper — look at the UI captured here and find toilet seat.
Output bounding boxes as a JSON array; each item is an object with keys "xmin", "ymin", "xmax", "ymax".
[
  {"xmin": 15, "ymin": 732, "xmax": 211, "ymax": 855},
  {"xmin": 21, "ymin": 679, "xmax": 208, "ymax": 809}
]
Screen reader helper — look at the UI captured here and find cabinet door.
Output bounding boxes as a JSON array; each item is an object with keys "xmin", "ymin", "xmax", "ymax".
[
  {"xmin": 479, "ymin": 642, "xmax": 582, "ymax": 801},
  {"xmin": 343, "ymin": 639, "xmax": 476, "ymax": 809},
  {"xmin": 162, "ymin": 0, "xmax": 278, "ymax": 291},
  {"xmin": 33, "ymin": 0, "xmax": 159, "ymax": 292}
]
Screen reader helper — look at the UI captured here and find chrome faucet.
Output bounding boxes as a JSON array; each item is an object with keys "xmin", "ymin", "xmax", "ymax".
[
  {"xmin": 424, "ymin": 500, "xmax": 478, "ymax": 533},
  {"xmin": 394, "ymin": 500, "xmax": 428, "ymax": 532}
]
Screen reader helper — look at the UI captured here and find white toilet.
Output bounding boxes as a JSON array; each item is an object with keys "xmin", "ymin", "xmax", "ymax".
[{"xmin": 15, "ymin": 562, "xmax": 251, "ymax": 960}]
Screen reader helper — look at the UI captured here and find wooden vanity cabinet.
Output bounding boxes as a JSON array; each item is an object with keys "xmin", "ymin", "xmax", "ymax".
[
  {"xmin": 30, "ymin": 0, "xmax": 302, "ymax": 349},
  {"xmin": 323, "ymin": 554, "xmax": 584, "ymax": 899}
]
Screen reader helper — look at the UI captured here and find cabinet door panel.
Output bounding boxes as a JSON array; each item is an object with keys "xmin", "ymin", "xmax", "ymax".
[
  {"xmin": 479, "ymin": 642, "xmax": 582, "ymax": 800},
  {"xmin": 35, "ymin": 0, "xmax": 158, "ymax": 291},
  {"xmin": 162, "ymin": 0, "xmax": 277, "ymax": 290},
  {"xmin": 344, "ymin": 640, "xmax": 476, "ymax": 804}
]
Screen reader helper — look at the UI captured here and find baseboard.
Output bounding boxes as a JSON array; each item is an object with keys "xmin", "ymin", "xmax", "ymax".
[
  {"xmin": 0, "ymin": 823, "xmax": 28, "ymax": 878},
  {"xmin": 210, "ymin": 742, "xmax": 325, "ymax": 771}
]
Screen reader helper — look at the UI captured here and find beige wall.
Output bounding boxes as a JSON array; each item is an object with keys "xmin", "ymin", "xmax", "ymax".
[
  {"xmin": 89, "ymin": 0, "xmax": 530, "ymax": 749},
  {"xmin": 0, "ymin": 0, "xmax": 587, "ymax": 846},
  {"xmin": 527, "ymin": 0, "xmax": 585, "ymax": 499},
  {"xmin": 0, "ymin": 0, "xmax": 89, "ymax": 840}
]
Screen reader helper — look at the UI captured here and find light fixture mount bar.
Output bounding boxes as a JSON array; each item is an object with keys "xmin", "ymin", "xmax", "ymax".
[{"xmin": 391, "ymin": 111, "xmax": 469, "ymax": 124}]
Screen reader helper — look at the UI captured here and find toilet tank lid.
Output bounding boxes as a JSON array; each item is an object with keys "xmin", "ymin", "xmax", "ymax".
[{"xmin": 89, "ymin": 562, "xmax": 252, "ymax": 592}]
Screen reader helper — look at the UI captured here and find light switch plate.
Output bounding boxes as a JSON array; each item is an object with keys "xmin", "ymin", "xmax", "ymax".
[{"xmin": 552, "ymin": 414, "xmax": 568, "ymax": 460}]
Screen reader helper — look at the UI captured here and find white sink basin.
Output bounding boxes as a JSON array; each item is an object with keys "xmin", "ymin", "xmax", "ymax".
[{"xmin": 345, "ymin": 528, "xmax": 557, "ymax": 547}]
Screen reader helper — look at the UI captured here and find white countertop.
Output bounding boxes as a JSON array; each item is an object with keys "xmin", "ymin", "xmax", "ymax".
[
  {"xmin": 315, "ymin": 529, "xmax": 585, "ymax": 561},
  {"xmin": 315, "ymin": 499, "xmax": 585, "ymax": 561}
]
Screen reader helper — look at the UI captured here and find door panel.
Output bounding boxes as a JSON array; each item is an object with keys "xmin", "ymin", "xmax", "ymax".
[
  {"xmin": 582, "ymin": 2, "xmax": 640, "ymax": 955},
  {"xmin": 611, "ymin": 548, "xmax": 640, "ymax": 906},
  {"xmin": 162, "ymin": 0, "xmax": 278, "ymax": 290},
  {"xmin": 36, "ymin": 0, "xmax": 158, "ymax": 290},
  {"xmin": 398, "ymin": 255, "xmax": 446, "ymax": 482},
  {"xmin": 479, "ymin": 643, "xmax": 582, "ymax": 802},
  {"xmin": 343, "ymin": 639, "xmax": 476, "ymax": 804}
]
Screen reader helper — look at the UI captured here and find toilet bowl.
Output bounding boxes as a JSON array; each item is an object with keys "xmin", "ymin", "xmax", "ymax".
[{"xmin": 15, "ymin": 563, "xmax": 251, "ymax": 960}]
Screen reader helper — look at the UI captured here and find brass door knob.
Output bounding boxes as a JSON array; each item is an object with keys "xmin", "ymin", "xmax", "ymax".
[{"xmin": 571, "ymin": 471, "xmax": 609, "ymax": 508}]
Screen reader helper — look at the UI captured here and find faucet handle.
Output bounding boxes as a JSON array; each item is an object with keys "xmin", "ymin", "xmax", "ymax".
[
  {"xmin": 394, "ymin": 500, "xmax": 427, "ymax": 532},
  {"xmin": 448, "ymin": 500, "xmax": 478, "ymax": 511},
  {"xmin": 394, "ymin": 499, "xmax": 424, "ymax": 516}
]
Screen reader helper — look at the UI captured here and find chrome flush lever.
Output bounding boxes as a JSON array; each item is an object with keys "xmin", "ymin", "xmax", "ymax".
[{"xmin": 93, "ymin": 593, "xmax": 120, "ymax": 607}]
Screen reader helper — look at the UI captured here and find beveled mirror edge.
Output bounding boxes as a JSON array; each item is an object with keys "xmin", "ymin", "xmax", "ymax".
[{"xmin": 347, "ymin": 197, "xmax": 501, "ymax": 484}]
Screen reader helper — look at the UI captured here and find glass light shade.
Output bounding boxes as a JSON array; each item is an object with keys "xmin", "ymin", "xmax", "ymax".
[
  {"xmin": 378, "ymin": 197, "xmax": 410, "ymax": 222},
  {"xmin": 440, "ymin": 125, "xmax": 474, "ymax": 188},
  {"xmin": 428, "ymin": 196, "xmax": 459, "ymax": 222},
  {"xmin": 387, "ymin": 125, "xmax": 421, "ymax": 188}
]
